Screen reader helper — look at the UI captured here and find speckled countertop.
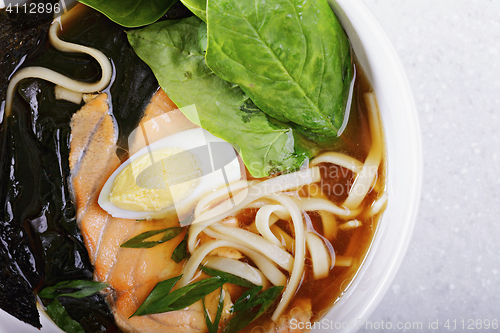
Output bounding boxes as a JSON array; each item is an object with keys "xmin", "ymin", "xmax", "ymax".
[{"xmin": 359, "ymin": 1, "xmax": 500, "ymax": 331}]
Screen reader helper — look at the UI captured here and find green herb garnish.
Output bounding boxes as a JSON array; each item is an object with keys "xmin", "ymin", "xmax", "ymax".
[
  {"xmin": 39, "ymin": 280, "xmax": 109, "ymax": 333},
  {"xmin": 121, "ymin": 226, "xmax": 184, "ymax": 248},
  {"xmin": 132, "ymin": 268, "xmax": 283, "ymax": 333},
  {"xmin": 200, "ymin": 266, "xmax": 256, "ymax": 288},
  {"xmin": 230, "ymin": 285, "xmax": 263, "ymax": 313},
  {"xmin": 223, "ymin": 286, "xmax": 284, "ymax": 333},
  {"xmin": 39, "ymin": 280, "xmax": 109, "ymax": 299},
  {"xmin": 132, "ymin": 275, "xmax": 227, "ymax": 317},
  {"xmin": 171, "ymin": 232, "xmax": 190, "ymax": 263},
  {"xmin": 203, "ymin": 287, "xmax": 225, "ymax": 333},
  {"xmin": 45, "ymin": 299, "xmax": 86, "ymax": 333}
]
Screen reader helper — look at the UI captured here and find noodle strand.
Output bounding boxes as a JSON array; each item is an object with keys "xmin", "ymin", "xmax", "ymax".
[
  {"xmin": 343, "ymin": 93, "xmax": 383, "ymax": 209},
  {"xmin": 5, "ymin": 19, "xmax": 112, "ymax": 117},
  {"xmin": 188, "ymin": 167, "xmax": 320, "ymax": 253},
  {"xmin": 179, "ymin": 239, "xmax": 287, "ymax": 287}
]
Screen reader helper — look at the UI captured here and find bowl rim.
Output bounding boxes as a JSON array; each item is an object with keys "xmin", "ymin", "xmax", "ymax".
[{"xmin": 319, "ymin": 1, "xmax": 422, "ymax": 332}]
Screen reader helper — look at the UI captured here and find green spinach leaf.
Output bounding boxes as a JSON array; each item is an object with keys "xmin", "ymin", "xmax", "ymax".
[
  {"xmin": 205, "ymin": 0, "xmax": 353, "ymax": 140},
  {"xmin": 45, "ymin": 300, "xmax": 86, "ymax": 333},
  {"xmin": 78, "ymin": 0, "xmax": 179, "ymax": 27},
  {"xmin": 180, "ymin": 0, "xmax": 207, "ymax": 21},
  {"xmin": 121, "ymin": 226, "xmax": 184, "ymax": 248},
  {"xmin": 127, "ymin": 17, "xmax": 318, "ymax": 177}
]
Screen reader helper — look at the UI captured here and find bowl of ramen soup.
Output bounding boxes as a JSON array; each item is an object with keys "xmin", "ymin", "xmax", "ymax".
[{"xmin": 0, "ymin": 0, "xmax": 421, "ymax": 332}]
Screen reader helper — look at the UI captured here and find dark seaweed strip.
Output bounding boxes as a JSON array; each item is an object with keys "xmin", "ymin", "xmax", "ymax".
[
  {"xmin": 0, "ymin": 4, "xmax": 161, "ymax": 332},
  {"xmin": 0, "ymin": 1, "xmax": 58, "ymax": 327},
  {"xmin": 0, "ymin": 120, "xmax": 42, "ymax": 329}
]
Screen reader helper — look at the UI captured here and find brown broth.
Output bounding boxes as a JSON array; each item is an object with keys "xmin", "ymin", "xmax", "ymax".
[{"xmin": 237, "ymin": 59, "xmax": 387, "ymax": 332}]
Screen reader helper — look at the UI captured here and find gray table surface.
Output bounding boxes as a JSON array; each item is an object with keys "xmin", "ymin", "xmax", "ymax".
[{"xmin": 358, "ymin": 1, "xmax": 500, "ymax": 332}]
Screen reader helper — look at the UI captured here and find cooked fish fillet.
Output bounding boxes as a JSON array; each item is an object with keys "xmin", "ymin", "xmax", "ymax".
[
  {"xmin": 69, "ymin": 90, "xmax": 216, "ymax": 333},
  {"xmin": 69, "ymin": 90, "xmax": 311, "ymax": 333},
  {"xmin": 128, "ymin": 89, "xmax": 198, "ymax": 155}
]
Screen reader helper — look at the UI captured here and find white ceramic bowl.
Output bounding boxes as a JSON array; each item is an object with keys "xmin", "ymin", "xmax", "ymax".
[
  {"xmin": 318, "ymin": 1, "xmax": 422, "ymax": 332},
  {"xmin": 0, "ymin": 1, "xmax": 421, "ymax": 332}
]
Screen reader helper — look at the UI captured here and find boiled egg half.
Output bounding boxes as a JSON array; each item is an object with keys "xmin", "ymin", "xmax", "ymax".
[{"xmin": 98, "ymin": 127, "xmax": 243, "ymax": 221}]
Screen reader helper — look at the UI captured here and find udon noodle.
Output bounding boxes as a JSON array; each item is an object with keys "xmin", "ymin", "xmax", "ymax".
[
  {"xmin": 179, "ymin": 91, "xmax": 385, "ymax": 325},
  {"xmin": 4, "ymin": 17, "xmax": 112, "ymax": 117}
]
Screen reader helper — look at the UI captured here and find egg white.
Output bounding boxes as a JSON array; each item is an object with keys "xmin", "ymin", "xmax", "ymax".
[{"xmin": 98, "ymin": 128, "xmax": 243, "ymax": 221}]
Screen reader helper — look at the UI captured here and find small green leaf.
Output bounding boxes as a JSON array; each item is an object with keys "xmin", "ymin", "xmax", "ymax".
[
  {"xmin": 222, "ymin": 306, "xmax": 258, "ymax": 333},
  {"xmin": 38, "ymin": 280, "xmax": 109, "ymax": 300},
  {"xmin": 200, "ymin": 266, "xmax": 256, "ymax": 288},
  {"xmin": 223, "ymin": 286, "xmax": 284, "ymax": 333},
  {"xmin": 133, "ymin": 276, "xmax": 227, "ymax": 316},
  {"xmin": 121, "ymin": 227, "xmax": 184, "ymax": 248},
  {"xmin": 45, "ymin": 299, "xmax": 85, "ymax": 333},
  {"xmin": 78, "ymin": 0, "xmax": 179, "ymax": 28},
  {"xmin": 131, "ymin": 275, "xmax": 182, "ymax": 317},
  {"xmin": 171, "ymin": 232, "xmax": 189, "ymax": 263},
  {"xmin": 253, "ymin": 286, "xmax": 284, "ymax": 318},
  {"xmin": 230, "ymin": 285, "xmax": 262, "ymax": 313},
  {"xmin": 203, "ymin": 287, "xmax": 224, "ymax": 333},
  {"xmin": 168, "ymin": 277, "xmax": 227, "ymax": 310}
]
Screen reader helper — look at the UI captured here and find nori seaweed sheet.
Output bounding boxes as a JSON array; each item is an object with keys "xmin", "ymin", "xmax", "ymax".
[
  {"xmin": 0, "ymin": 1, "xmax": 58, "ymax": 328},
  {"xmin": 0, "ymin": 3, "xmax": 169, "ymax": 331}
]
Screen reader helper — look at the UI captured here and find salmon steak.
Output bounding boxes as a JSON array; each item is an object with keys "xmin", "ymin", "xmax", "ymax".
[{"xmin": 69, "ymin": 89, "xmax": 312, "ymax": 333}]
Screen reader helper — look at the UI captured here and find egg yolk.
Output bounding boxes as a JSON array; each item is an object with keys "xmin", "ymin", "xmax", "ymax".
[{"xmin": 109, "ymin": 147, "xmax": 201, "ymax": 212}]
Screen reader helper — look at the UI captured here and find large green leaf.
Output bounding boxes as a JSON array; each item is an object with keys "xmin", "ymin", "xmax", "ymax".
[
  {"xmin": 78, "ymin": 0, "xmax": 179, "ymax": 27},
  {"xmin": 127, "ymin": 17, "xmax": 318, "ymax": 177},
  {"xmin": 205, "ymin": 0, "xmax": 353, "ymax": 140},
  {"xmin": 180, "ymin": 0, "xmax": 207, "ymax": 21}
]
